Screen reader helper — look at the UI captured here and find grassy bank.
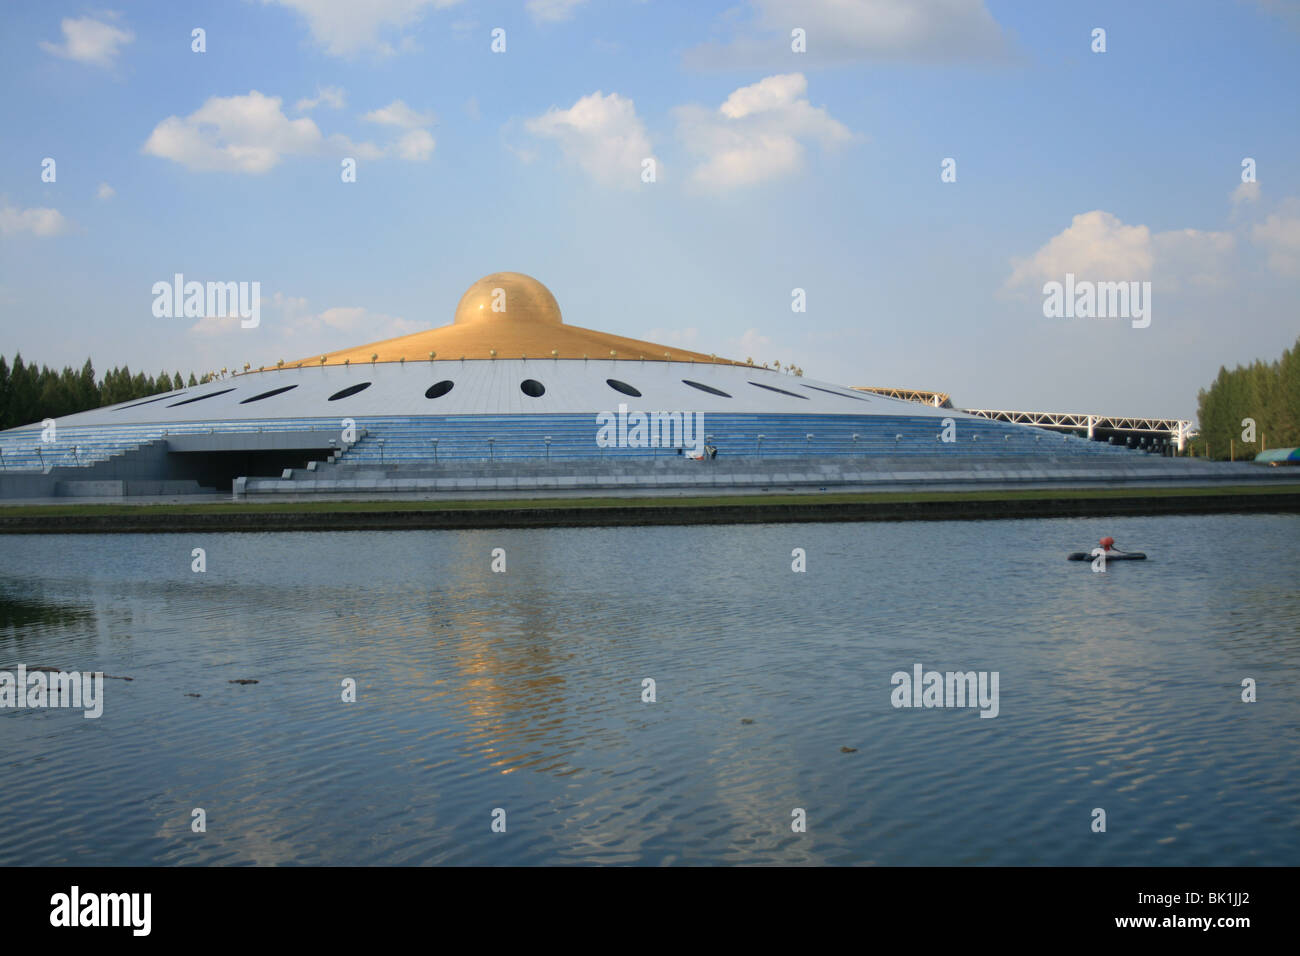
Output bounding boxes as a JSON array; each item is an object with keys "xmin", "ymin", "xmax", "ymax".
[
  {"xmin": 0, "ymin": 482, "xmax": 1298, "ymax": 517},
  {"xmin": 1, "ymin": 484, "xmax": 1298, "ymax": 532}
]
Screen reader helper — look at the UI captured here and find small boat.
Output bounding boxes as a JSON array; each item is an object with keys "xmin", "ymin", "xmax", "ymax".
[{"xmin": 1068, "ymin": 550, "xmax": 1146, "ymax": 561}]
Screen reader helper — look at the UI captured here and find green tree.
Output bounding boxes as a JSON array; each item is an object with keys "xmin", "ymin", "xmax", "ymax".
[
  {"xmin": 0, "ymin": 355, "xmax": 11, "ymax": 431},
  {"xmin": 1196, "ymin": 335, "xmax": 1300, "ymax": 458}
]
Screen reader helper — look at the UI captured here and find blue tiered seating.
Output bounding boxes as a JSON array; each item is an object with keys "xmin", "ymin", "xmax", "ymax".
[
  {"xmin": 0, "ymin": 413, "xmax": 1136, "ymax": 473},
  {"xmin": 333, "ymin": 413, "xmax": 1136, "ymax": 463}
]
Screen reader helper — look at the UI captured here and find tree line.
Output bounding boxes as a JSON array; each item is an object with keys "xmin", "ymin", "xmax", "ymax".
[
  {"xmin": 0, "ymin": 354, "xmax": 211, "ymax": 431},
  {"xmin": 1195, "ymin": 334, "xmax": 1300, "ymax": 459}
]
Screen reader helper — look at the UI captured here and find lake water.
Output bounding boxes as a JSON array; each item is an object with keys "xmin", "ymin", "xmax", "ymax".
[{"xmin": 1, "ymin": 514, "xmax": 1297, "ymax": 865}]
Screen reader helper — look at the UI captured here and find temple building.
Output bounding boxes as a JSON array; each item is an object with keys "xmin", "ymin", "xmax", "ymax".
[{"xmin": 1, "ymin": 273, "xmax": 1217, "ymax": 499}]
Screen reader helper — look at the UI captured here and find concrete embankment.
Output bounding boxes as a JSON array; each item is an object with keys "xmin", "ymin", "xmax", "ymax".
[{"xmin": 1, "ymin": 486, "xmax": 1298, "ymax": 534}]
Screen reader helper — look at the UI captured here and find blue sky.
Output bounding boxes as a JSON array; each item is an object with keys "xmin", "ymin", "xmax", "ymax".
[{"xmin": 2, "ymin": 0, "xmax": 1298, "ymax": 420}]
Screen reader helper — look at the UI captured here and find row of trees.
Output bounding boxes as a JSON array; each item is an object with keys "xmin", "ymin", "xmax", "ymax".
[
  {"xmin": 0, "ymin": 355, "xmax": 211, "ymax": 431},
  {"xmin": 1196, "ymin": 335, "xmax": 1300, "ymax": 459}
]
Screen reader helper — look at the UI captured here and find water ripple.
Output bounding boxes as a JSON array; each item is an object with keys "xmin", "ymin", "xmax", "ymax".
[{"xmin": 0, "ymin": 514, "xmax": 1297, "ymax": 864}]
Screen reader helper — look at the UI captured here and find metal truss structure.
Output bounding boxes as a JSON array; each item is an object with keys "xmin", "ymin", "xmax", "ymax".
[
  {"xmin": 850, "ymin": 386, "xmax": 952, "ymax": 408},
  {"xmin": 852, "ymin": 388, "xmax": 1196, "ymax": 451}
]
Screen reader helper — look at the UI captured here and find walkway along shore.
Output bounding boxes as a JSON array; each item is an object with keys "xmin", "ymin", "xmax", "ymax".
[{"xmin": 2, "ymin": 485, "xmax": 1299, "ymax": 534}]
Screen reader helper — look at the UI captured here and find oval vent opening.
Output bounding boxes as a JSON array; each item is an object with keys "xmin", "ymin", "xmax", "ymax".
[
  {"xmin": 606, "ymin": 378, "xmax": 641, "ymax": 397},
  {"xmin": 681, "ymin": 379, "xmax": 731, "ymax": 398},
  {"xmin": 748, "ymin": 381, "xmax": 808, "ymax": 400},
  {"xmin": 240, "ymin": 384, "xmax": 299, "ymax": 404},
  {"xmin": 168, "ymin": 388, "xmax": 237, "ymax": 408},
  {"xmin": 328, "ymin": 382, "xmax": 372, "ymax": 401}
]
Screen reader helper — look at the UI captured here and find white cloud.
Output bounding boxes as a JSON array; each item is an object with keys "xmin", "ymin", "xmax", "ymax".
[
  {"xmin": 1007, "ymin": 211, "xmax": 1154, "ymax": 289},
  {"xmin": 1007, "ymin": 210, "xmax": 1236, "ymax": 292},
  {"xmin": 140, "ymin": 91, "xmax": 419, "ymax": 173},
  {"xmin": 270, "ymin": 292, "xmax": 311, "ymax": 321},
  {"xmin": 1252, "ymin": 199, "xmax": 1300, "ymax": 276},
  {"xmin": 527, "ymin": 0, "xmax": 589, "ymax": 24},
  {"xmin": 362, "ymin": 100, "xmax": 435, "ymax": 128},
  {"xmin": 96, "ymin": 182, "xmax": 116, "ymax": 201},
  {"xmin": 143, "ymin": 92, "xmax": 334, "ymax": 174},
  {"xmin": 339, "ymin": 137, "xmax": 387, "ymax": 162},
  {"xmin": 0, "ymin": 200, "xmax": 72, "ymax": 238},
  {"xmin": 1232, "ymin": 181, "xmax": 1261, "ymax": 206},
  {"xmin": 525, "ymin": 91, "xmax": 653, "ymax": 189},
  {"xmin": 284, "ymin": 302, "xmax": 423, "ymax": 353},
  {"xmin": 393, "ymin": 129, "xmax": 436, "ymax": 161},
  {"xmin": 686, "ymin": 0, "xmax": 1013, "ymax": 68},
  {"xmin": 674, "ymin": 74, "xmax": 854, "ymax": 190},
  {"xmin": 193, "ymin": 295, "xmax": 421, "ymax": 354},
  {"xmin": 295, "ymin": 86, "xmax": 347, "ymax": 112},
  {"xmin": 362, "ymin": 100, "xmax": 436, "ymax": 160},
  {"xmin": 1152, "ymin": 228, "xmax": 1237, "ymax": 289},
  {"xmin": 262, "ymin": 0, "xmax": 461, "ymax": 57},
  {"xmin": 39, "ymin": 15, "xmax": 134, "ymax": 68}
]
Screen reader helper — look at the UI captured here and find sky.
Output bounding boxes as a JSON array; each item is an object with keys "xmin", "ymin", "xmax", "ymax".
[{"xmin": 1, "ymin": 0, "xmax": 1298, "ymax": 421}]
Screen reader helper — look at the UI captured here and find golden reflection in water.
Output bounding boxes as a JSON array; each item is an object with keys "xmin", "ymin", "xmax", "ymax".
[{"xmin": 316, "ymin": 530, "xmax": 584, "ymax": 777}]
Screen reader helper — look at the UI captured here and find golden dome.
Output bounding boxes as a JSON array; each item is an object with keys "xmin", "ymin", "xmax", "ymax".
[
  {"xmin": 285, "ymin": 272, "xmax": 740, "ymax": 368},
  {"xmin": 453, "ymin": 273, "xmax": 562, "ymax": 327}
]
